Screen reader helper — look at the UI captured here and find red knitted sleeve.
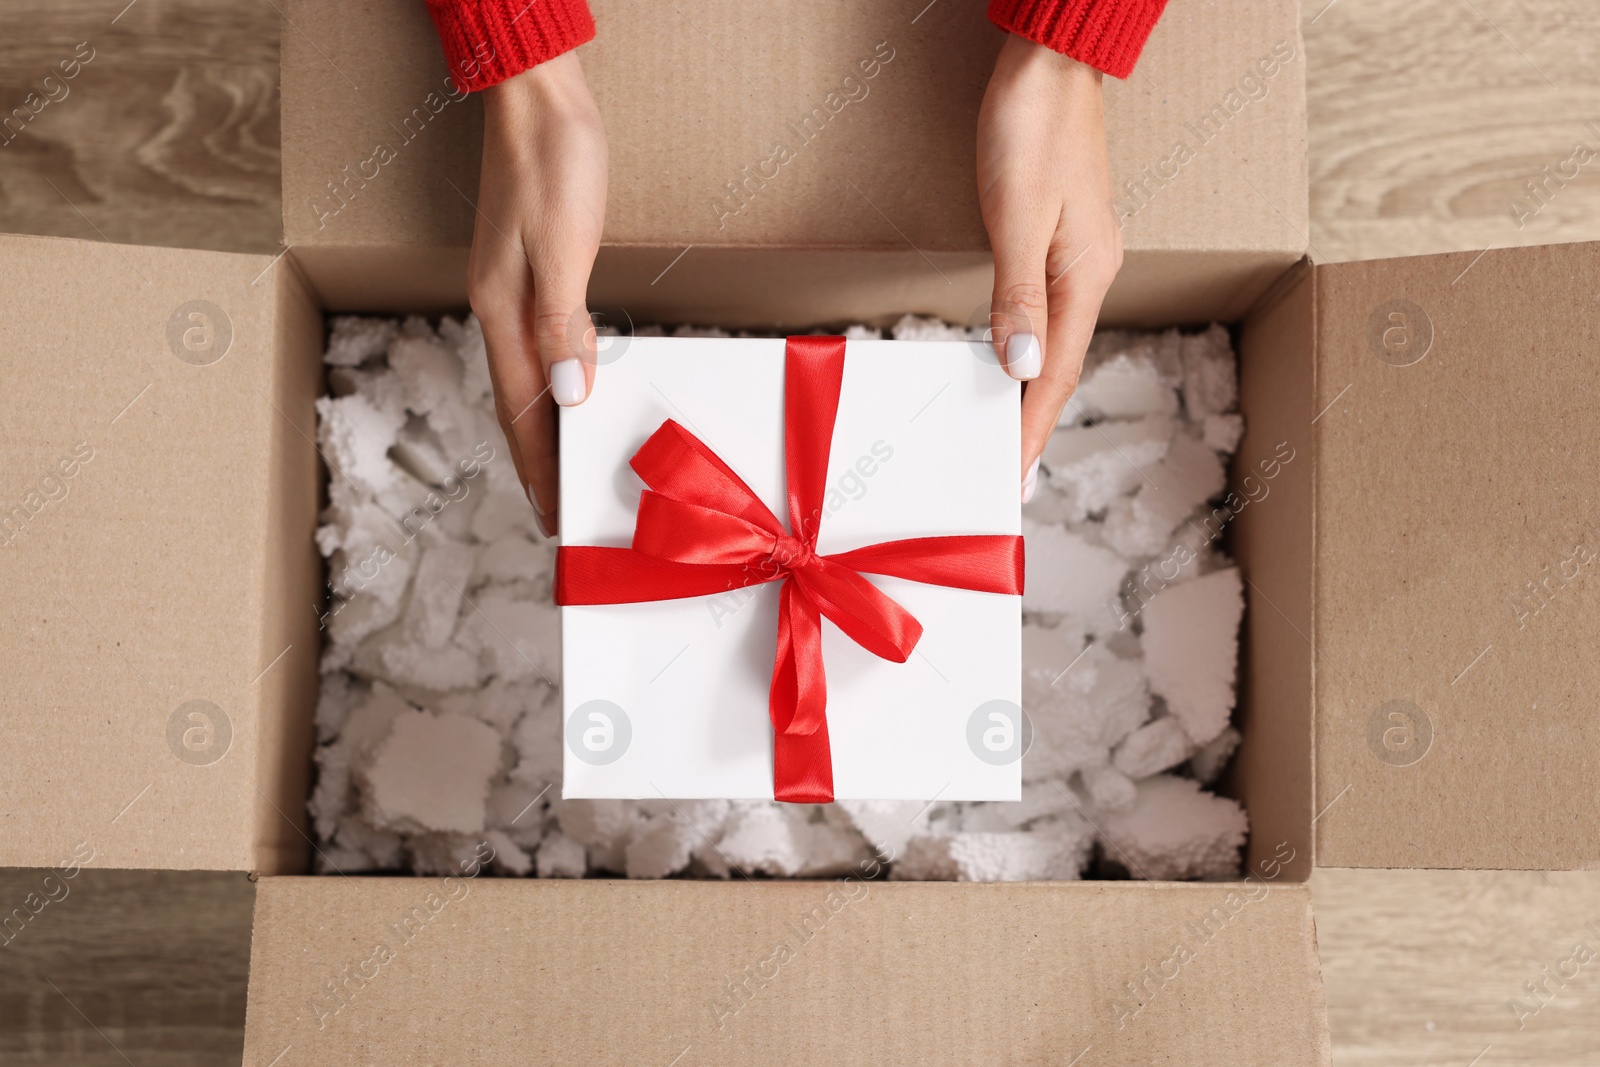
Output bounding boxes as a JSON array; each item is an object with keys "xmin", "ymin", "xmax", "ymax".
[
  {"xmin": 987, "ymin": 0, "xmax": 1169, "ymax": 79},
  {"xmin": 426, "ymin": 0, "xmax": 597, "ymax": 92}
]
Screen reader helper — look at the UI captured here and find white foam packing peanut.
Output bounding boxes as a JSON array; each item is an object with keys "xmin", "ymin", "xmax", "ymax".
[
  {"xmin": 1020, "ymin": 519, "xmax": 1128, "ymax": 622},
  {"xmin": 1180, "ymin": 324, "xmax": 1238, "ymax": 423},
  {"xmin": 1025, "ymin": 641, "xmax": 1150, "ymax": 782},
  {"xmin": 357, "ymin": 707, "xmax": 503, "ymax": 835},
  {"xmin": 825, "ymin": 800, "xmax": 930, "ymax": 860},
  {"xmin": 1141, "ymin": 567, "xmax": 1245, "ymax": 746},
  {"xmin": 716, "ymin": 804, "xmax": 875, "ymax": 878},
  {"xmin": 535, "ymin": 831, "xmax": 587, "ymax": 878},
  {"xmin": 326, "ymin": 315, "xmax": 398, "ymax": 367},
  {"xmin": 1060, "ymin": 350, "xmax": 1179, "ymax": 424},
  {"xmin": 317, "ymin": 393, "xmax": 407, "ymax": 497},
  {"xmin": 625, "ymin": 813, "xmax": 701, "ymax": 880},
  {"xmin": 893, "ymin": 816, "xmax": 1094, "ymax": 881},
  {"xmin": 1098, "ymin": 775, "xmax": 1248, "ymax": 880},
  {"xmin": 1113, "ymin": 716, "xmax": 1198, "ymax": 780},
  {"xmin": 308, "ymin": 315, "xmax": 1252, "ymax": 882},
  {"xmin": 1101, "ymin": 431, "xmax": 1226, "ymax": 559},
  {"xmin": 1080, "ymin": 762, "xmax": 1138, "ymax": 813},
  {"xmin": 1042, "ymin": 417, "xmax": 1172, "ymax": 522},
  {"xmin": 1189, "ymin": 727, "xmax": 1242, "ymax": 786}
]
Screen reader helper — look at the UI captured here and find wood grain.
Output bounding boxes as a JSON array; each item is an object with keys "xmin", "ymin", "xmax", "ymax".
[
  {"xmin": 1313, "ymin": 869, "xmax": 1600, "ymax": 1067},
  {"xmin": 1306, "ymin": 0, "xmax": 1600, "ymax": 262},
  {"xmin": 5, "ymin": 1, "xmax": 1600, "ymax": 1066},
  {"xmin": 0, "ymin": 868, "xmax": 253, "ymax": 1066},
  {"xmin": 0, "ymin": 0, "xmax": 279, "ymax": 254}
]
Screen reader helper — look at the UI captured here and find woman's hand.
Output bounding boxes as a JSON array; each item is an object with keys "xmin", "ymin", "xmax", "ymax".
[
  {"xmin": 977, "ymin": 34, "xmax": 1123, "ymax": 502},
  {"xmin": 470, "ymin": 52, "xmax": 608, "ymax": 537}
]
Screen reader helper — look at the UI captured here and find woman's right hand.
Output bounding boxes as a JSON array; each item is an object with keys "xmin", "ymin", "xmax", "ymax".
[
  {"xmin": 470, "ymin": 51, "xmax": 608, "ymax": 538},
  {"xmin": 977, "ymin": 34, "xmax": 1123, "ymax": 503}
]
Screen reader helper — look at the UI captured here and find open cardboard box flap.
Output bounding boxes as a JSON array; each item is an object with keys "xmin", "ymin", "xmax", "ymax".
[
  {"xmin": 0, "ymin": 234, "xmax": 322, "ymax": 873},
  {"xmin": 1309, "ymin": 240, "xmax": 1600, "ymax": 870},
  {"xmin": 280, "ymin": 0, "xmax": 1307, "ymax": 327},
  {"xmin": 240, "ymin": 877, "xmax": 1326, "ymax": 1066}
]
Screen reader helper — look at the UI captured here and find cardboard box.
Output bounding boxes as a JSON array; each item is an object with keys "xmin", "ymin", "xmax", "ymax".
[
  {"xmin": 559, "ymin": 337, "xmax": 1021, "ymax": 801},
  {"xmin": 7, "ymin": 0, "xmax": 1598, "ymax": 1062},
  {"xmin": 0, "ymin": 238, "xmax": 324, "ymax": 874},
  {"xmin": 278, "ymin": 0, "xmax": 1308, "ymax": 328},
  {"xmin": 15, "ymin": 235, "xmax": 1600, "ymax": 1064}
]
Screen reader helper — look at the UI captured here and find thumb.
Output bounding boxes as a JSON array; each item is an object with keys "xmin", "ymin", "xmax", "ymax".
[
  {"xmin": 533, "ymin": 266, "xmax": 597, "ymax": 408},
  {"xmin": 987, "ymin": 231, "xmax": 1049, "ymax": 386}
]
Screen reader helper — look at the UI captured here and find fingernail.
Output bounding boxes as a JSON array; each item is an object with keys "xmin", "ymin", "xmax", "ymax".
[
  {"xmin": 549, "ymin": 359, "xmax": 587, "ymax": 406},
  {"xmin": 525, "ymin": 484, "xmax": 558, "ymax": 538},
  {"xmin": 1005, "ymin": 332, "xmax": 1041, "ymax": 381},
  {"xmin": 1021, "ymin": 457, "xmax": 1040, "ymax": 503}
]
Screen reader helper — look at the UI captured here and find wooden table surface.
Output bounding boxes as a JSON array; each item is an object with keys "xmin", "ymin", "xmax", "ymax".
[{"xmin": 3, "ymin": 2, "xmax": 1599, "ymax": 1064}]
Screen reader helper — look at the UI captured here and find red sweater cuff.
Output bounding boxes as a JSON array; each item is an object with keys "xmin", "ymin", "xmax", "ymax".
[
  {"xmin": 987, "ymin": 0, "xmax": 1168, "ymax": 79},
  {"xmin": 426, "ymin": 0, "xmax": 597, "ymax": 92}
]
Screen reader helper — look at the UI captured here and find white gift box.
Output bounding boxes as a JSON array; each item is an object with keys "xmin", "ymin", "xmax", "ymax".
[{"xmin": 559, "ymin": 337, "xmax": 1021, "ymax": 801}]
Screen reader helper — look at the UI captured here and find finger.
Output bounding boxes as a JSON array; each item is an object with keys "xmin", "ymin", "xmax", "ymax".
[
  {"xmin": 531, "ymin": 253, "xmax": 598, "ymax": 409},
  {"xmin": 986, "ymin": 217, "xmax": 1051, "ymax": 384},
  {"xmin": 1021, "ymin": 240, "xmax": 1119, "ymax": 477},
  {"xmin": 471, "ymin": 245, "xmax": 561, "ymax": 537}
]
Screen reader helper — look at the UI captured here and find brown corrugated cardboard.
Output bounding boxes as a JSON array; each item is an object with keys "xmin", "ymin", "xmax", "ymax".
[
  {"xmin": 14, "ymin": 231, "xmax": 1594, "ymax": 884},
  {"xmin": 241, "ymin": 876, "xmax": 1328, "ymax": 1066},
  {"xmin": 295, "ymin": 245, "xmax": 1298, "ymax": 332},
  {"xmin": 1232, "ymin": 260, "xmax": 1316, "ymax": 878},
  {"xmin": 1312, "ymin": 241, "xmax": 1600, "ymax": 870},
  {"xmin": 0, "ymin": 235, "xmax": 321, "ymax": 874},
  {"xmin": 279, "ymin": 0, "xmax": 1307, "ymax": 327},
  {"xmin": 0, "ymin": 233, "xmax": 1337, "ymax": 1056}
]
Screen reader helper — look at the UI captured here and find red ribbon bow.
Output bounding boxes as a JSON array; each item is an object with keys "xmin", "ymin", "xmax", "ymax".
[{"xmin": 555, "ymin": 336, "xmax": 1024, "ymax": 803}]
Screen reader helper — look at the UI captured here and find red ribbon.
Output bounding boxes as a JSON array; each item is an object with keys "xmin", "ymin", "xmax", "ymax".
[{"xmin": 555, "ymin": 336, "xmax": 1024, "ymax": 803}]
